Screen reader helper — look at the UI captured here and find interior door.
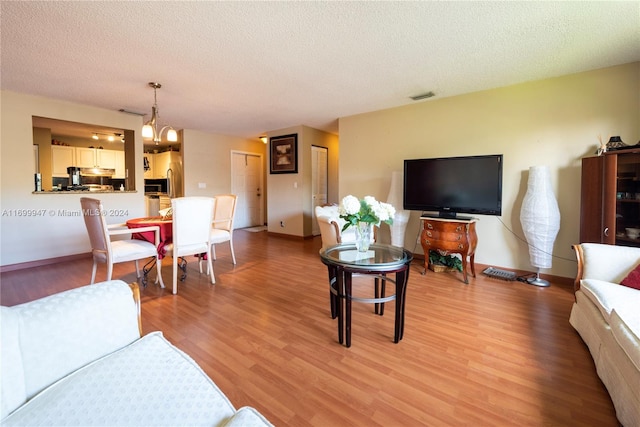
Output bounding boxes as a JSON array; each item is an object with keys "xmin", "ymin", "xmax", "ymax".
[
  {"xmin": 231, "ymin": 151, "xmax": 264, "ymax": 228},
  {"xmin": 311, "ymin": 146, "xmax": 328, "ymax": 236}
]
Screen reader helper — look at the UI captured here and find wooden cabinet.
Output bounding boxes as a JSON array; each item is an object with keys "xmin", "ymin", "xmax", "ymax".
[
  {"xmin": 75, "ymin": 147, "xmax": 97, "ymax": 168},
  {"xmin": 142, "ymin": 151, "xmax": 179, "ymax": 179},
  {"xmin": 580, "ymin": 149, "xmax": 640, "ymax": 247},
  {"xmin": 75, "ymin": 148, "xmax": 120, "ymax": 169},
  {"xmin": 143, "ymin": 154, "xmax": 154, "ymax": 179},
  {"xmin": 420, "ymin": 216, "xmax": 478, "ymax": 284},
  {"xmin": 96, "ymin": 150, "xmax": 117, "ymax": 169},
  {"xmin": 114, "ymin": 151, "xmax": 126, "ymax": 179},
  {"xmin": 51, "ymin": 146, "xmax": 75, "ymax": 177}
]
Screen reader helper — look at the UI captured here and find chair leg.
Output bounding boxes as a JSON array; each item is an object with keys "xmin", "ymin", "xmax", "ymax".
[
  {"xmin": 91, "ymin": 260, "xmax": 98, "ymax": 284},
  {"xmin": 156, "ymin": 257, "xmax": 165, "ymax": 288},
  {"xmin": 134, "ymin": 260, "xmax": 141, "ymax": 278},
  {"xmin": 172, "ymin": 255, "xmax": 178, "ymax": 295},
  {"xmin": 207, "ymin": 249, "xmax": 215, "ymax": 284},
  {"xmin": 198, "ymin": 255, "xmax": 203, "ymax": 274},
  {"xmin": 106, "ymin": 261, "xmax": 113, "ymax": 281},
  {"xmin": 229, "ymin": 239, "xmax": 236, "ymax": 265},
  {"xmin": 211, "ymin": 245, "xmax": 217, "ymax": 260}
]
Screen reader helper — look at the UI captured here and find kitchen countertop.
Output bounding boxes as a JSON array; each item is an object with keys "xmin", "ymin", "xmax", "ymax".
[{"xmin": 33, "ymin": 190, "xmax": 138, "ymax": 194}]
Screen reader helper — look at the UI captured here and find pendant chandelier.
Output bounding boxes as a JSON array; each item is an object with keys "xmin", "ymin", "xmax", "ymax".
[{"xmin": 142, "ymin": 82, "xmax": 177, "ymax": 145}]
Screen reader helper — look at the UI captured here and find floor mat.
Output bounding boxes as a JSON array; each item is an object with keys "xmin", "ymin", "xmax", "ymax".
[{"xmin": 243, "ymin": 226, "xmax": 267, "ymax": 232}]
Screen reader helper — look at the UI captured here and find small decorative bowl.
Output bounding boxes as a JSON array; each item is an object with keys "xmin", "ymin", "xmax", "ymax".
[{"xmin": 625, "ymin": 228, "xmax": 640, "ymax": 239}]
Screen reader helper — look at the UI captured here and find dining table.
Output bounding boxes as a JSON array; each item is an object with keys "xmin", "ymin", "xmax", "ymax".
[{"xmin": 126, "ymin": 216, "xmax": 173, "ymax": 259}]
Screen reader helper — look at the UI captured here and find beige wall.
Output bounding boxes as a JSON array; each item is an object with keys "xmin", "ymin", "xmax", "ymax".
[
  {"xmin": 181, "ymin": 129, "xmax": 265, "ymax": 197},
  {"xmin": 0, "ymin": 91, "xmax": 146, "ymax": 266},
  {"xmin": 266, "ymin": 125, "xmax": 338, "ymax": 236},
  {"xmin": 338, "ymin": 62, "xmax": 640, "ymax": 279}
]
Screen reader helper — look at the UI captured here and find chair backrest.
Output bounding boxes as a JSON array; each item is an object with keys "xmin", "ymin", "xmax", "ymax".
[
  {"xmin": 212, "ymin": 194, "xmax": 237, "ymax": 231},
  {"xmin": 80, "ymin": 197, "xmax": 111, "ymax": 259},
  {"xmin": 315, "ymin": 205, "xmax": 344, "ymax": 249},
  {"xmin": 171, "ymin": 197, "xmax": 215, "ymax": 254},
  {"xmin": 315, "ymin": 204, "xmax": 376, "ymax": 250}
]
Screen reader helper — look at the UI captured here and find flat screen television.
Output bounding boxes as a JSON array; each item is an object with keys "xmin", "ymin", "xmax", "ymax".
[{"xmin": 403, "ymin": 154, "xmax": 503, "ymax": 218}]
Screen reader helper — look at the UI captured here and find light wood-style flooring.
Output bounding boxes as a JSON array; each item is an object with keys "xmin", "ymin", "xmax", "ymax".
[{"xmin": 0, "ymin": 230, "xmax": 618, "ymax": 426}]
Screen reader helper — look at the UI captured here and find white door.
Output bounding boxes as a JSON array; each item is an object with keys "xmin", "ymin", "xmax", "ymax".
[
  {"xmin": 311, "ymin": 146, "xmax": 328, "ymax": 236},
  {"xmin": 231, "ymin": 151, "xmax": 264, "ymax": 228}
]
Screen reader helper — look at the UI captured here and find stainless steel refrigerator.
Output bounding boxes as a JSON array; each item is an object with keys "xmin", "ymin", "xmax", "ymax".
[{"xmin": 166, "ymin": 161, "xmax": 183, "ymax": 199}]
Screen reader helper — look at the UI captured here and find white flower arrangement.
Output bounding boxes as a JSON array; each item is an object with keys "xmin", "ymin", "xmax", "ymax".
[{"xmin": 338, "ymin": 195, "xmax": 395, "ymax": 232}]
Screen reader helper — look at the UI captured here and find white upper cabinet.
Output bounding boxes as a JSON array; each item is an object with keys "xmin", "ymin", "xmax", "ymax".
[
  {"xmin": 75, "ymin": 147, "xmax": 120, "ymax": 169},
  {"xmin": 51, "ymin": 146, "xmax": 75, "ymax": 177}
]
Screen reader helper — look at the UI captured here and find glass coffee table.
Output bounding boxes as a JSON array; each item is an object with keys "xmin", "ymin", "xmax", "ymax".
[{"xmin": 320, "ymin": 243, "xmax": 413, "ymax": 347}]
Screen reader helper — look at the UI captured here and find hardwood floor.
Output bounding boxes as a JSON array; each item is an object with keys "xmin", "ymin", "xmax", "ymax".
[{"xmin": 0, "ymin": 231, "xmax": 618, "ymax": 426}]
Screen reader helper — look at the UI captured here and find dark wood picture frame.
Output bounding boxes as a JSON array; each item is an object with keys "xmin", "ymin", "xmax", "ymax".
[{"xmin": 270, "ymin": 134, "xmax": 298, "ymax": 174}]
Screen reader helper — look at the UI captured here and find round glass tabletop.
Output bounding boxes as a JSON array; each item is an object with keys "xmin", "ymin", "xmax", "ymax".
[{"xmin": 320, "ymin": 243, "xmax": 412, "ymax": 271}]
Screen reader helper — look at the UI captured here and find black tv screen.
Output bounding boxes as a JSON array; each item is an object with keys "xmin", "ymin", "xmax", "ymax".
[{"xmin": 403, "ymin": 154, "xmax": 503, "ymax": 218}]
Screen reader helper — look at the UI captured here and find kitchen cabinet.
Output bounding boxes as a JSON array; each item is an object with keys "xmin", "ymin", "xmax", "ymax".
[
  {"xmin": 580, "ymin": 149, "xmax": 640, "ymax": 247},
  {"xmin": 75, "ymin": 148, "xmax": 120, "ymax": 169},
  {"xmin": 51, "ymin": 146, "xmax": 75, "ymax": 177},
  {"xmin": 114, "ymin": 151, "xmax": 126, "ymax": 179},
  {"xmin": 153, "ymin": 151, "xmax": 179, "ymax": 178},
  {"xmin": 143, "ymin": 154, "xmax": 154, "ymax": 179},
  {"xmin": 97, "ymin": 150, "xmax": 118, "ymax": 169}
]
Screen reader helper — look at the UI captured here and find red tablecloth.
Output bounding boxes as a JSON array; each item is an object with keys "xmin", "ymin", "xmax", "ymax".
[{"xmin": 126, "ymin": 217, "xmax": 172, "ymax": 259}]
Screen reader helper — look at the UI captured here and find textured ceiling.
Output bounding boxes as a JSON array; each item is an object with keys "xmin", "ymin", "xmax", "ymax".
[{"xmin": 2, "ymin": 1, "xmax": 639, "ymax": 140}]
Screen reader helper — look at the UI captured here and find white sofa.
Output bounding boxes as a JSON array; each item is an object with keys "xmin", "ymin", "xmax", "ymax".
[
  {"xmin": 570, "ymin": 243, "xmax": 640, "ymax": 427},
  {"xmin": 0, "ymin": 280, "xmax": 273, "ymax": 427}
]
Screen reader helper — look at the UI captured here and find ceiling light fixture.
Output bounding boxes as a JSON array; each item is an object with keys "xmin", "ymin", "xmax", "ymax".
[
  {"xmin": 142, "ymin": 82, "xmax": 177, "ymax": 145},
  {"xmin": 91, "ymin": 132, "xmax": 123, "ymax": 142},
  {"xmin": 260, "ymin": 136, "xmax": 268, "ymax": 144},
  {"xmin": 410, "ymin": 91, "xmax": 435, "ymax": 101}
]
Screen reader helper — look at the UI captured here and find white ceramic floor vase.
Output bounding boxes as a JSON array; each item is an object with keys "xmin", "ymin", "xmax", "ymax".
[
  {"xmin": 520, "ymin": 166, "xmax": 560, "ymax": 285},
  {"xmin": 386, "ymin": 170, "xmax": 410, "ymax": 248}
]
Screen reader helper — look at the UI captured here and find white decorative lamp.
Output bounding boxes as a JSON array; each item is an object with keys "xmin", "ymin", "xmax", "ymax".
[
  {"xmin": 386, "ymin": 171, "xmax": 410, "ymax": 247},
  {"xmin": 142, "ymin": 82, "xmax": 178, "ymax": 145},
  {"xmin": 520, "ymin": 166, "xmax": 560, "ymax": 287}
]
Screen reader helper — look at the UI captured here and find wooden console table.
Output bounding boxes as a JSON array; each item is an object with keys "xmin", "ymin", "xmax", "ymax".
[{"xmin": 420, "ymin": 216, "xmax": 478, "ymax": 284}]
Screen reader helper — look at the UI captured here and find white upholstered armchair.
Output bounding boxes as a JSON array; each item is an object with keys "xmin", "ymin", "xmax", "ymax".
[{"xmin": 315, "ymin": 205, "xmax": 375, "ymax": 251}]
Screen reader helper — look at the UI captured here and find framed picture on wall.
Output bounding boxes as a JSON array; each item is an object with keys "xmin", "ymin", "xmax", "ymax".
[{"xmin": 270, "ymin": 134, "xmax": 298, "ymax": 174}]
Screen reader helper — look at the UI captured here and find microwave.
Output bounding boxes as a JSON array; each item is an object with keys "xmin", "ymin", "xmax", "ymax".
[{"xmin": 144, "ymin": 184, "xmax": 163, "ymax": 194}]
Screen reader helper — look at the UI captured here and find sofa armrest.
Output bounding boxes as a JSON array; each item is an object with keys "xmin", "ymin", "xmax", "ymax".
[{"xmin": 3, "ymin": 280, "xmax": 141, "ymax": 407}]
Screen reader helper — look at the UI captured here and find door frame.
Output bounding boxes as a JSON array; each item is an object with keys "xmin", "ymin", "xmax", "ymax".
[{"xmin": 230, "ymin": 150, "xmax": 265, "ymax": 228}]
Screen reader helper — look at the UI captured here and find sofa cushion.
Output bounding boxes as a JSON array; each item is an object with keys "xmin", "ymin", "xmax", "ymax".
[
  {"xmin": 1, "ymin": 332, "xmax": 237, "ymax": 426},
  {"xmin": 610, "ymin": 308, "xmax": 640, "ymax": 372},
  {"xmin": 581, "ymin": 243, "xmax": 640, "ymax": 283},
  {"xmin": 0, "ymin": 307, "xmax": 26, "ymax": 418},
  {"xmin": 621, "ymin": 263, "xmax": 640, "ymax": 290},
  {"xmin": 579, "ymin": 279, "xmax": 640, "ymax": 322}
]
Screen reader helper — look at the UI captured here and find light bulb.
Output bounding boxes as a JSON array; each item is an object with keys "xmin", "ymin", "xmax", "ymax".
[
  {"xmin": 142, "ymin": 124, "xmax": 153, "ymax": 138},
  {"xmin": 92, "ymin": 134, "xmax": 99, "ymax": 140},
  {"xmin": 167, "ymin": 128, "xmax": 178, "ymax": 142}
]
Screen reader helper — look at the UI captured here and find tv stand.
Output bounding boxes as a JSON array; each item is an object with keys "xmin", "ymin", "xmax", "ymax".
[{"xmin": 419, "ymin": 216, "xmax": 478, "ymax": 284}]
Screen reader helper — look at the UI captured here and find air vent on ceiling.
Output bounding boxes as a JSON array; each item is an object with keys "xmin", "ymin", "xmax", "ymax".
[{"xmin": 410, "ymin": 91, "xmax": 435, "ymax": 101}]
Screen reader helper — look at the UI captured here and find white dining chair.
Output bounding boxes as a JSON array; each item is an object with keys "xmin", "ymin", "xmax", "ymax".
[
  {"xmin": 80, "ymin": 197, "xmax": 164, "ymax": 287},
  {"xmin": 164, "ymin": 197, "xmax": 215, "ymax": 294},
  {"xmin": 199, "ymin": 194, "xmax": 237, "ymax": 277}
]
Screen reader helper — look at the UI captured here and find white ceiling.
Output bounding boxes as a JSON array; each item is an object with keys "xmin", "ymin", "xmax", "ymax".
[{"xmin": 2, "ymin": 1, "xmax": 639, "ymax": 140}]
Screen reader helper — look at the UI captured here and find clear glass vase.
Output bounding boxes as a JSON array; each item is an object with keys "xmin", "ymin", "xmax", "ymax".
[{"xmin": 355, "ymin": 222, "xmax": 373, "ymax": 252}]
